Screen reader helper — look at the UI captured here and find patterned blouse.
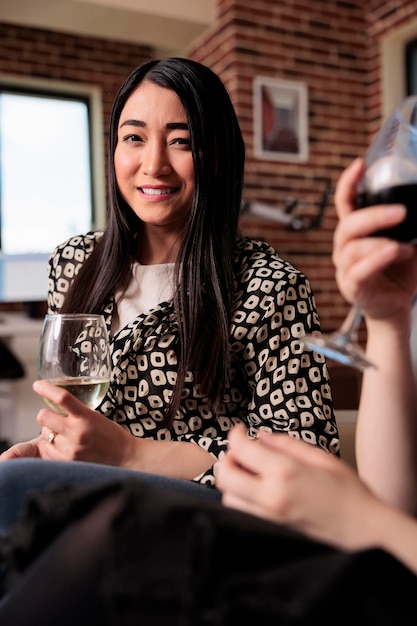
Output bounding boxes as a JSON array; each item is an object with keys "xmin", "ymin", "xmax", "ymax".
[{"xmin": 47, "ymin": 232, "xmax": 339, "ymax": 485}]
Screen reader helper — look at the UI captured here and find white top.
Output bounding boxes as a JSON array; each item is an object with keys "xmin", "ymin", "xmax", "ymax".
[{"xmin": 112, "ymin": 262, "xmax": 175, "ymax": 335}]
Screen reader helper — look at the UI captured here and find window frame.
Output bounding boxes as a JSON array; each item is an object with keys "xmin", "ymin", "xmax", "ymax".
[{"xmin": 381, "ymin": 19, "xmax": 417, "ymax": 117}]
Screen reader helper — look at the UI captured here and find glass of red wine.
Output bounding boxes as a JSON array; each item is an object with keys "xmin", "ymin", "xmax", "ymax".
[{"xmin": 301, "ymin": 95, "xmax": 417, "ymax": 371}]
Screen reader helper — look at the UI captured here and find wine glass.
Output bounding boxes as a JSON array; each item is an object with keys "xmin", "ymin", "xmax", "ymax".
[
  {"xmin": 37, "ymin": 313, "xmax": 111, "ymax": 414},
  {"xmin": 302, "ymin": 95, "xmax": 417, "ymax": 371}
]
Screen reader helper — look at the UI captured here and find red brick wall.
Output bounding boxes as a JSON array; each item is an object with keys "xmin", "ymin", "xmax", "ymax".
[
  {"xmin": 0, "ymin": 3, "xmax": 415, "ymax": 337},
  {"xmin": 189, "ymin": 0, "xmax": 417, "ymax": 338},
  {"xmin": 188, "ymin": 0, "xmax": 369, "ymax": 334}
]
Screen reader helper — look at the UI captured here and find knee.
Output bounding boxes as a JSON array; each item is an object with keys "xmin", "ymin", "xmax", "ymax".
[{"xmin": 0, "ymin": 459, "xmax": 49, "ymax": 536}]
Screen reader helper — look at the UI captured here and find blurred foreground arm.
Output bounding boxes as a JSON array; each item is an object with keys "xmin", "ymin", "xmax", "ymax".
[
  {"xmin": 332, "ymin": 158, "xmax": 417, "ymax": 514},
  {"xmin": 216, "ymin": 423, "xmax": 417, "ymax": 575}
]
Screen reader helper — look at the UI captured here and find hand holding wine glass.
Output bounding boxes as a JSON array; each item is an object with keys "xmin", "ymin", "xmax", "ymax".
[
  {"xmin": 302, "ymin": 95, "xmax": 417, "ymax": 371},
  {"xmin": 37, "ymin": 314, "xmax": 111, "ymax": 415}
]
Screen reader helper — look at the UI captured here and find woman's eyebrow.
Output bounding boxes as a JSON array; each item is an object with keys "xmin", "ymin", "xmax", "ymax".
[
  {"xmin": 120, "ymin": 119, "xmax": 145, "ymax": 128},
  {"xmin": 119, "ymin": 120, "xmax": 188, "ymax": 130},
  {"xmin": 166, "ymin": 122, "xmax": 189, "ymax": 130}
]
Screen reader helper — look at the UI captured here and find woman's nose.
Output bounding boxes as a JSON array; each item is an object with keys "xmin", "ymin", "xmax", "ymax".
[{"xmin": 141, "ymin": 141, "xmax": 171, "ymax": 176}]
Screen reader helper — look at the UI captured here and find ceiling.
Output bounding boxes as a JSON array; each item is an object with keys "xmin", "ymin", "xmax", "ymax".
[{"xmin": 0, "ymin": 0, "xmax": 216, "ymax": 56}]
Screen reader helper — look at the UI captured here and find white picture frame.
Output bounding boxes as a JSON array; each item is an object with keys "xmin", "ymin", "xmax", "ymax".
[{"xmin": 253, "ymin": 76, "xmax": 308, "ymax": 162}]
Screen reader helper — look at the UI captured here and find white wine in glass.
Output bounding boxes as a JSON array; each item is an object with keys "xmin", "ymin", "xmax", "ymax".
[{"xmin": 37, "ymin": 313, "xmax": 111, "ymax": 414}]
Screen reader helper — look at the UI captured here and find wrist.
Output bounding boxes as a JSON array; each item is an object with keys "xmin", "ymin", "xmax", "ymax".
[{"xmin": 365, "ymin": 308, "xmax": 412, "ymax": 339}]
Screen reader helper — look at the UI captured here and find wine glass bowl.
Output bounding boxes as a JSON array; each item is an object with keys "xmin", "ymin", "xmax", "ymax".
[
  {"xmin": 302, "ymin": 95, "xmax": 417, "ymax": 371},
  {"xmin": 356, "ymin": 95, "xmax": 417, "ymax": 243},
  {"xmin": 37, "ymin": 313, "xmax": 111, "ymax": 414}
]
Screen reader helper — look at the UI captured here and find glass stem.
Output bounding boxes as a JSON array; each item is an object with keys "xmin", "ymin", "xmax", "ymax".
[{"xmin": 338, "ymin": 305, "xmax": 363, "ymax": 342}]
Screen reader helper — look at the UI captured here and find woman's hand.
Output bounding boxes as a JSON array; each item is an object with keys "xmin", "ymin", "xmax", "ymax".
[
  {"xmin": 5, "ymin": 380, "xmax": 213, "ymax": 479},
  {"xmin": 215, "ymin": 423, "xmax": 391, "ymax": 551},
  {"xmin": 31, "ymin": 380, "xmax": 136, "ymax": 467},
  {"xmin": 333, "ymin": 158, "xmax": 417, "ymax": 321},
  {"xmin": 0, "ymin": 437, "xmax": 42, "ymax": 460}
]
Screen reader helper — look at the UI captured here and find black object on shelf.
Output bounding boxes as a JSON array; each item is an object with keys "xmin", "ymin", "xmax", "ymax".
[{"xmin": 0, "ymin": 340, "xmax": 25, "ymax": 380}]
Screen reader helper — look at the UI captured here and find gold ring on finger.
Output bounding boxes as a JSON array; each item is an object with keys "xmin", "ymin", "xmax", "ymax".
[{"xmin": 48, "ymin": 431, "xmax": 57, "ymax": 445}]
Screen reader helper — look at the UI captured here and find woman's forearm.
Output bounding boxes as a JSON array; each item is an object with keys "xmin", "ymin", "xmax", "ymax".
[
  {"xmin": 356, "ymin": 313, "xmax": 417, "ymax": 513},
  {"xmin": 121, "ymin": 437, "xmax": 215, "ymax": 480},
  {"xmin": 360, "ymin": 501, "xmax": 417, "ymax": 577}
]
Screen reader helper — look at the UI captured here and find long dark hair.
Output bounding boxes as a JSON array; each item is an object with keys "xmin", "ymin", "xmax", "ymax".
[{"xmin": 61, "ymin": 57, "xmax": 245, "ymax": 426}]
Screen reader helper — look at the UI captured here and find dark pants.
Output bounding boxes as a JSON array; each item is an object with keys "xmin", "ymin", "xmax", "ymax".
[
  {"xmin": 0, "ymin": 458, "xmax": 220, "ymax": 536},
  {"xmin": 0, "ymin": 478, "xmax": 415, "ymax": 625}
]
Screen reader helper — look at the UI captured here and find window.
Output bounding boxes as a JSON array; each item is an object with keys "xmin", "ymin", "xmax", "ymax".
[{"xmin": 0, "ymin": 75, "xmax": 105, "ymax": 303}]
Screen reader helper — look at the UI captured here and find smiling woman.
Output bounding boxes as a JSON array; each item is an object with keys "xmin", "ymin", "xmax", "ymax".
[{"xmin": 0, "ymin": 57, "xmax": 337, "ymax": 516}]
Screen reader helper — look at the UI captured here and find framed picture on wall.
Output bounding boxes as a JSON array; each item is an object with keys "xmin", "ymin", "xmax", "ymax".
[{"xmin": 253, "ymin": 76, "xmax": 308, "ymax": 162}]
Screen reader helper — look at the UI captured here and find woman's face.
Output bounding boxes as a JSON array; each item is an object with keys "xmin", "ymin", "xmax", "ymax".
[{"xmin": 114, "ymin": 80, "xmax": 195, "ymax": 233}]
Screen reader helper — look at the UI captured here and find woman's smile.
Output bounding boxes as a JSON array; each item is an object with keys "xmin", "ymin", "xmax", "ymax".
[{"xmin": 138, "ymin": 185, "xmax": 180, "ymax": 200}]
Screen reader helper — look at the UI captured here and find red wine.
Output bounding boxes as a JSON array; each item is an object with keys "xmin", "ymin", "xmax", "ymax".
[{"xmin": 356, "ymin": 182, "xmax": 417, "ymax": 242}]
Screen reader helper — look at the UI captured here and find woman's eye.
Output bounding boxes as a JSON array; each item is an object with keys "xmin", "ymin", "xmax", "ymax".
[
  {"xmin": 171, "ymin": 137, "xmax": 191, "ymax": 148},
  {"xmin": 123, "ymin": 134, "xmax": 142, "ymax": 144}
]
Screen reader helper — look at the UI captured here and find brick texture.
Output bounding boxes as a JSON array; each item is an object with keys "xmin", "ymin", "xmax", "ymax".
[{"xmin": 0, "ymin": 2, "xmax": 414, "ymax": 341}]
